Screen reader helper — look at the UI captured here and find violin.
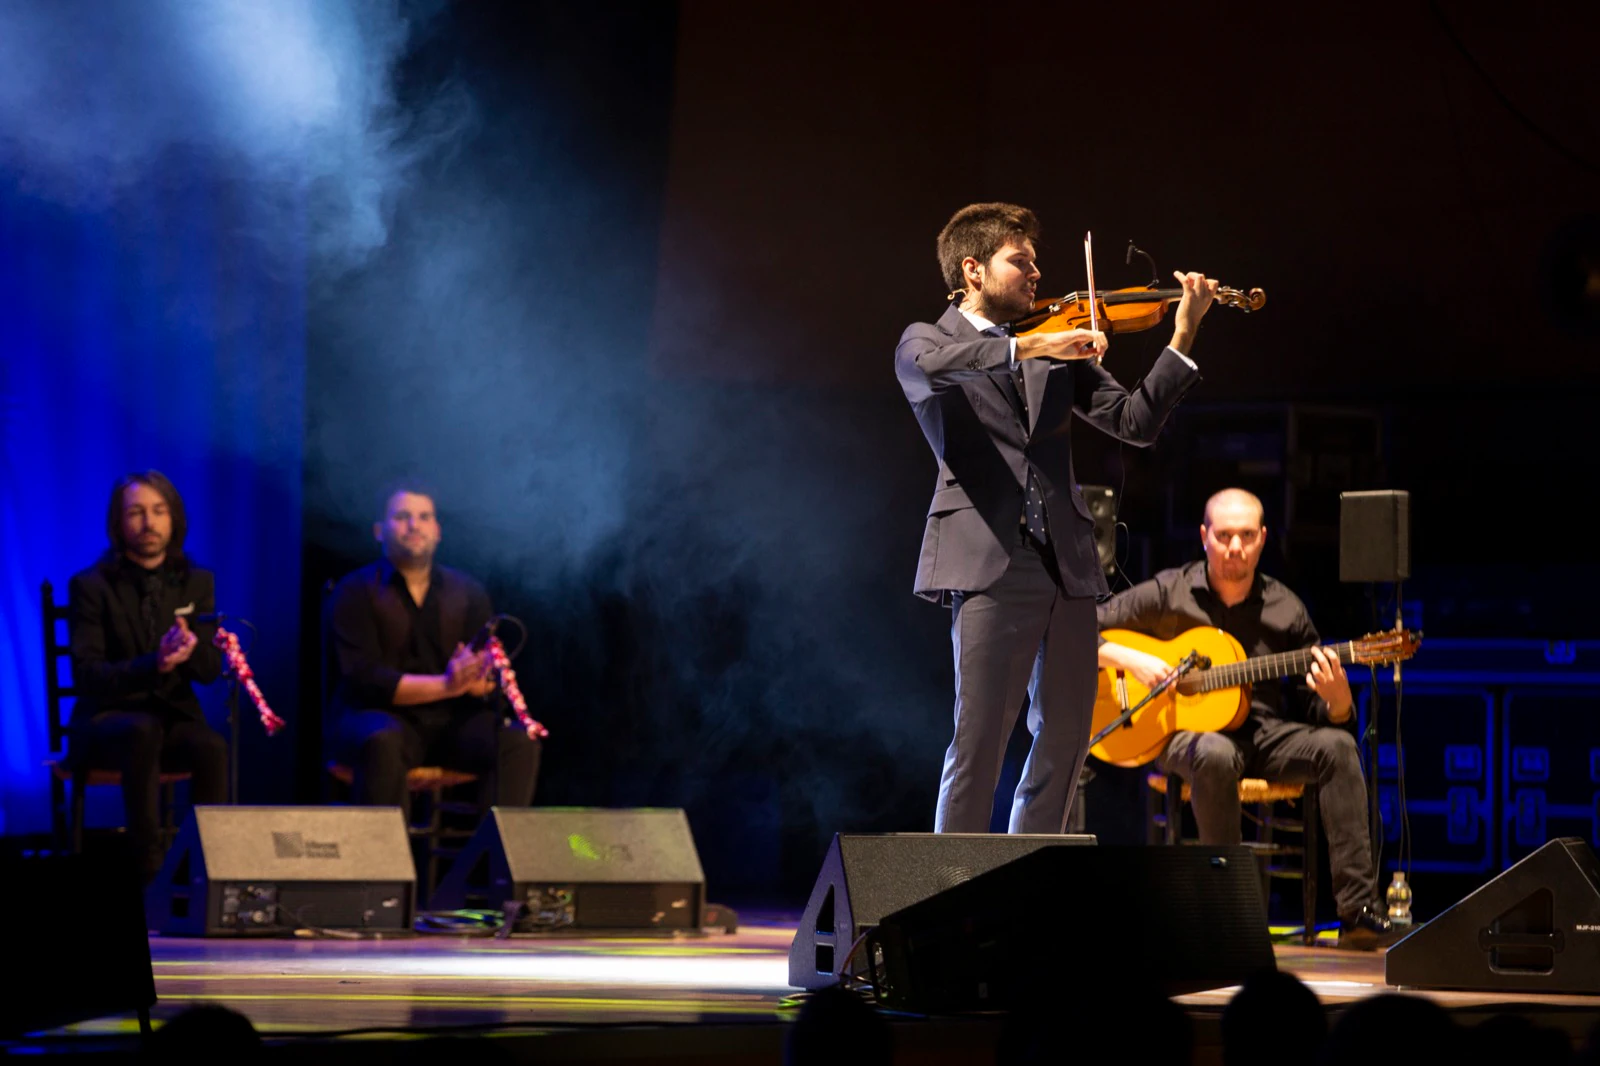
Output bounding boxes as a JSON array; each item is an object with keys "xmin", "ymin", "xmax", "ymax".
[
  {"xmin": 1002, "ymin": 236, "xmax": 1265, "ymax": 337},
  {"xmin": 1011, "ymin": 282, "xmax": 1266, "ymax": 336}
]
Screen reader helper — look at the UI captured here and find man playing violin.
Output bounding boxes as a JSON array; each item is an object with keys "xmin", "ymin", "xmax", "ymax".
[
  {"xmin": 895, "ymin": 201, "xmax": 1215, "ymax": 836},
  {"xmin": 1096, "ymin": 487, "xmax": 1400, "ymax": 949}
]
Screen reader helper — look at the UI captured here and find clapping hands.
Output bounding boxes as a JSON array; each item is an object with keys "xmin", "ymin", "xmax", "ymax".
[
  {"xmin": 157, "ymin": 617, "xmax": 198, "ymax": 673},
  {"xmin": 446, "ymin": 642, "xmax": 498, "ymax": 697}
]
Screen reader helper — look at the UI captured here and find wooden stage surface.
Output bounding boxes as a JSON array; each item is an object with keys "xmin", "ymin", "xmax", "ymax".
[{"xmin": 9, "ymin": 914, "xmax": 1600, "ymax": 1063}]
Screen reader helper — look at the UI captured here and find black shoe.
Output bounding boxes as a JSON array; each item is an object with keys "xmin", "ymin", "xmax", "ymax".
[{"xmin": 1336, "ymin": 905, "xmax": 1407, "ymax": 951}]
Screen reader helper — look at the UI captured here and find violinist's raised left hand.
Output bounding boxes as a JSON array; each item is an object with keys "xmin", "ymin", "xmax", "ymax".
[{"xmin": 1169, "ymin": 270, "xmax": 1220, "ymax": 356}]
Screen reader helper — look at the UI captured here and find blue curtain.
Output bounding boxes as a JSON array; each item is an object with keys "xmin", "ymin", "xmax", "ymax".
[{"xmin": 0, "ymin": 161, "xmax": 305, "ymax": 835}]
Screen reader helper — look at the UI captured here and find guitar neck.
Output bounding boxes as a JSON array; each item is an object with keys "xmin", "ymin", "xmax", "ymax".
[{"xmin": 1196, "ymin": 642, "xmax": 1360, "ymax": 692}]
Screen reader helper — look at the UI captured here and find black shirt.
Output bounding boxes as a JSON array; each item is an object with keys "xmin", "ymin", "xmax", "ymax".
[
  {"xmin": 67, "ymin": 555, "xmax": 224, "ymax": 724},
  {"xmin": 1095, "ymin": 559, "xmax": 1340, "ymax": 727},
  {"xmin": 391, "ymin": 566, "xmax": 449, "ymax": 678},
  {"xmin": 327, "ymin": 559, "xmax": 493, "ymax": 714}
]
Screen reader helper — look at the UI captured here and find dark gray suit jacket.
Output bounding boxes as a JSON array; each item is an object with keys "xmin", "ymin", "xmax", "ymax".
[{"xmin": 895, "ymin": 304, "xmax": 1200, "ymax": 602}]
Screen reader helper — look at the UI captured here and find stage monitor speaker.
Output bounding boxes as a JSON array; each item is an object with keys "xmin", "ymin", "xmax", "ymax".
[
  {"xmin": 1080, "ymin": 484, "xmax": 1117, "ymax": 575},
  {"xmin": 788, "ymin": 832, "xmax": 1096, "ymax": 990},
  {"xmin": 865, "ymin": 845, "xmax": 1272, "ymax": 1012},
  {"xmin": 1386, "ymin": 836, "xmax": 1600, "ymax": 995},
  {"xmin": 428, "ymin": 807, "xmax": 706, "ymax": 933},
  {"xmin": 1339, "ymin": 489, "xmax": 1410, "ymax": 583},
  {"xmin": 144, "ymin": 806, "xmax": 417, "ymax": 936},
  {"xmin": 0, "ymin": 851, "xmax": 155, "ymax": 1037}
]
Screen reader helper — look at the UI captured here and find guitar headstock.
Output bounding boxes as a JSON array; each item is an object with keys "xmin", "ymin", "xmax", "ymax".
[{"xmin": 1350, "ymin": 628, "xmax": 1423, "ymax": 665}]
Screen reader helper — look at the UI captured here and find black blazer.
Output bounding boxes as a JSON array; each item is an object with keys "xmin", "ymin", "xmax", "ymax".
[
  {"xmin": 66, "ymin": 558, "xmax": 223, "ymax": 726},
  {"xmin": 895, "ymin": 304, "xmax": 1200, "ymax": 601},
  {"xmin": 326, "ymin": 560, "xmax": 493, "ymax": 716}
]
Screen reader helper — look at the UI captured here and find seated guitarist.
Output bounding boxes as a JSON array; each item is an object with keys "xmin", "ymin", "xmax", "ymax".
[{"xmin": 1095, "ymin": 488, "xmax": 1400, "ymax": 949}]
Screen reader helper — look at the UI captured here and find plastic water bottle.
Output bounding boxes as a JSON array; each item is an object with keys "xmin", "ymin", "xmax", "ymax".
[{"xmin": 1386, "ymin": 871, "xmax": 1413, "ymax": 927}]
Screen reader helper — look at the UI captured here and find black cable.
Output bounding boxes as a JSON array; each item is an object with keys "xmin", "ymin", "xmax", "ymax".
[
  {"xmin": 1428, "ymin": 0, "xmax": 1600, "ymax": 175},
  {"xmin": 491, "ymin": 613, "xmax": 528, "ymax": 660},
  {"xmin": 1393, "ymin": 581, "xmax": 1413, "ymax": 905},
  {"xmin": 221, "ymin": 614, "xmax": 259, "ymax": 655},
  {"xmin": 1367, "ymin": 584, "xmax": 1386, "ymax": 882},
  {"xmin": 1110, "ymin": 440, "xmax": 1133, "ymax": 592}
]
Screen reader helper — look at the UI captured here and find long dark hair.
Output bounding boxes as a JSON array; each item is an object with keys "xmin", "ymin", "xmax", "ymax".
[{"xmin": 104, "ymin": 469, "xmax": 189, "ymax": 573}]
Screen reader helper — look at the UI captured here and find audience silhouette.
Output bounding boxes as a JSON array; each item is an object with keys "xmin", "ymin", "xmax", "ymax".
[
  {"xmin": 1222, "ymin": 968, "xmax": 1328, "ymax": 1066},
  {"xmin": 786, "ymin": 985, "xmax": 893, "ymax": 1066}
]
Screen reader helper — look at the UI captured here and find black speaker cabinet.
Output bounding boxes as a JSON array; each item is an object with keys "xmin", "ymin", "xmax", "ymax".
[
  {"xmin": 864, "ymin": 845, "xmax": 1273, "ymax": 1012},
  {"xmin": 788, "ymin": 832, "xmax": 1096, "ymax": 990},
  {"xmin": 145, "ymin": 806, "xmax": 417, "ymax": 936},
  {"xmin": 1080, "ymin": 484, "xmax": 1117, "ymax": 575},
  {"xmin": 0, "ymin": 851, "xmax": 155, "ymax": 1037},
  {"xmin": 1386, "ymin": 837, "xmax": 1600, "ymax": 995},
  {"xmin": 429, "ymin": 807, "xmax": 706, "ymax": 933},
  {"xmin": 1339, "ymin": 489, "xmax": 1410, "ymax": 583}
]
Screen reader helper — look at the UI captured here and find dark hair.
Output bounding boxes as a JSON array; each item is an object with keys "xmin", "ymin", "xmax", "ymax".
[
  {"xmin": 105, "ymin": 470, "xmax": 187, "ymax": 571},
  {"xmin": 375, "ymin": 478, "xmax": 441, "ymax": 522},
  {"xmin": 937, "ymin": 202, "xmax": 1040, "ymax": 293}
]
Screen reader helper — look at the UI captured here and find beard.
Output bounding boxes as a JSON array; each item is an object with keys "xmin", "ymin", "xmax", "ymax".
[
  {"xmin": 389, "ymin": 539, "xmax": 436, "ymax": 567},
  {"xmin": 1215, "ymin": 559, "xmax": 1253, "ymax": 582},
  {"xmin": 977, "ymin": 278, "xmax": 1033, "ymax": 323},
  {"xmin": 127, "ymin": 533, "xmax": 168, "ymax": 560}
]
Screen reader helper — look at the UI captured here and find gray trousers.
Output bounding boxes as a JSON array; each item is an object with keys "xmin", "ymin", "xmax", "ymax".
[
  {"xmin": 1160, "ymin": 716, "xmax": 1377, "ymax": 920},
  {"xmin": 934, "ymin": 536, "xmax": 1099, "ymax": 835}
]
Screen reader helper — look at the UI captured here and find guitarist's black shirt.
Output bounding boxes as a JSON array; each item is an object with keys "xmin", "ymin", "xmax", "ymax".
[{"xmin": 1096, "ymin": 559, "xmax": 1338, "ymax": 727}]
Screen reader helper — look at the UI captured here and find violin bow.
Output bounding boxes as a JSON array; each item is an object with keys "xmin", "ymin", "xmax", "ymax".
[{"xmin": 1083, "ymin": 231, "xmax": 1103, "ymax": 365}]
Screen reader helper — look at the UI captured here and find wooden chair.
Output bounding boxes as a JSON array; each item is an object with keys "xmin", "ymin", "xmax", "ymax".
[
  {"xmin": 324, "ymin": 763, "xmax": 480, "ymax": 904},
  {"xmin": 1147, "ymin": 771, "xmax": 1322, "ymax": 945},
  {"xmin": 41, "ymin": 580, "xmax": 189, "ymax": 854}
]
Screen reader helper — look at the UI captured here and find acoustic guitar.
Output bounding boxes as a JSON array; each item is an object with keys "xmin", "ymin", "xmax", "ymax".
[{"xmin": 1089, "ymin": 626, "xmax": 1422, "ymax": 767}]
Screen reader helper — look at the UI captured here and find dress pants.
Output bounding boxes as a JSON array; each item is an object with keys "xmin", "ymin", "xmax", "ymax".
[
  {"xmin": 934, "ymin": 534, "xmax": 1099, "ymax": 834},
  {"xmin": 1160, "ymin": 716, "xmax": 1377, "ymax": 919},
  {"xmin": 335, "ymin": 703, "xmax": 541, "ymax": 813},
  {"xmin": 71, "ymin": 710, "xmax": 228, "ymax": 881}
]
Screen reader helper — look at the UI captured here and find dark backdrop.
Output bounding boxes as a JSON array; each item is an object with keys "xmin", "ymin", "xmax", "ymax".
[{"xmin": 288, "ymin": 1, "xmax": 1600, "ymax": 903}]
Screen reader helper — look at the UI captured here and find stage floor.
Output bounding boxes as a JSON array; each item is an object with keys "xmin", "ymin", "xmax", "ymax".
[{"xmin": 12, "ymin": 915, "xmax": 1600, "ymax": 1063}]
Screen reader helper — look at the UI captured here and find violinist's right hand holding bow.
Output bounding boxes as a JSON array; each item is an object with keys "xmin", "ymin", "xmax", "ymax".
[{"xmin": 1016, "ymin": 328, "xmax": 1107, "ymax": 362}]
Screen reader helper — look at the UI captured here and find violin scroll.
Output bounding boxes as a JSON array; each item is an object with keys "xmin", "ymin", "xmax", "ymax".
[{"xmin": 1215, "ymin": 286, "xmax": 1265, "ymax": 312}]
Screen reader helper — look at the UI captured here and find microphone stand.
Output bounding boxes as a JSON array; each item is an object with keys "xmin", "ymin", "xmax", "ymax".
[
  {"xmin": 1089, "ymin": 651, "xmax": 1208, "ymax": 749},
  {"xmin": 1365, "ymin": 585, "xmax": 1381, "ymax": 873},
  {"xmin": 471, "ymin": 618, "xmax": 504, "ymax": 814},
  {"xmin": 227, "ymin": 672, "xmax": 241, "ymax": 806},
  {"xmin": 207, "ymin": 611, "xmax": 250, "ymax": 807},
  {"xmin": 1360, "ymin": 582, "xmax": 1393, "ymax": 875}
]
